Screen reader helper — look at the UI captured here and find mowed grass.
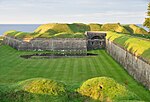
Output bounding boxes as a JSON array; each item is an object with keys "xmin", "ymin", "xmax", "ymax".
[{"xmin": 0, "ymin": 45, "xmax": 150, "ymax": 101}]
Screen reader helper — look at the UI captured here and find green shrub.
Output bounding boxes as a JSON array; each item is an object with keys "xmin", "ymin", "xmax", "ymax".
[
  {"xmin": 0, "ymin": 82, "xmax": 68, "ymax": 102},
  {"xmin": 0, "ymin": 77, "xmax": 145, "ymax": 102},
  {"xmin": 77, "ymin": 77, "xmax": 140, "ymax": 102},
  {"xmin": 18, "ymin": 78, "xmax": 66, "ymax": 96}
]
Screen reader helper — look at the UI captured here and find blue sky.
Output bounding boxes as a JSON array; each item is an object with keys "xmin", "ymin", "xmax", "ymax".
[{"xmin": 0, "ymin": 0, "xmax": 149, "ymax": 24}]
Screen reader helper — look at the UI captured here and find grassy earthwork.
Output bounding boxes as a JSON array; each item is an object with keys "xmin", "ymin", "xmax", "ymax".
[{"xmin": 0, "ymin": 45, "xmax": 150, "ymax": 101}]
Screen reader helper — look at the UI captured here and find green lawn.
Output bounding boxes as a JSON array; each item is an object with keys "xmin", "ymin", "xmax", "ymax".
[{"xmin": 0, "ymin": 45, "xmax": 150, "ymax": 101}]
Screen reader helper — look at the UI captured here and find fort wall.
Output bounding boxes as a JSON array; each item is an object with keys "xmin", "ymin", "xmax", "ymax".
[
  {"xmin": 106, "ymin": 39, "xmax": 150, "ymax": 89},
  {"xmin": 3, "ymin": 36, "xmax": 87, "ymax": 53}
]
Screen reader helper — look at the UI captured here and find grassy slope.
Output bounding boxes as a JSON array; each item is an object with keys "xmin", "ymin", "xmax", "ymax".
[
  {"xmin": 123, "ymin": 24, "xmax": 148, "ymax": 34},
  {"xmin": 101, "ymin": 23, "xmax": 130, "ymax": 33},
  {"xmin": 34, "ymin": 23, "xmax": 73, "ymax": 34},
  {"xmin": 88, "ymin": 23, "xmax": 102, "ymax": 31},
  {"xmin": 106, "ymin": 31, "xmax": 150, "ymax": 62},
  {"xmin": 129, "ymin": 24, "xmax": 148, "ymax": 34},
  {"xmin": 0, "ymin": 46, "xmax": 149, "ymax": 101},
  {"xmin": 4, "ymin": 23, "xmax": 149, "ymax": 39}
]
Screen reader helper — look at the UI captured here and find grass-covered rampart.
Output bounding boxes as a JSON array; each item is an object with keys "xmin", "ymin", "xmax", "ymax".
[
  {"xmin": 106, "ymin": 31, "xmax": 150, "ymax": 63},
  {"xmin": 4, "ymin": 23, "xmax": 149, "ymax": 39}
]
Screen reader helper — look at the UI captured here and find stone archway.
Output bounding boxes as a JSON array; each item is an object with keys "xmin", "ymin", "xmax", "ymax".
[{"xmin": 85, "ymin": 31, "xmax": 106, "ymax": 50}]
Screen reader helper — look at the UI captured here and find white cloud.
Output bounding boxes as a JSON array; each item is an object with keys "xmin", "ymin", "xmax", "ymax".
[{"xmin": 0, "ymin": 0, "xmax": 148, "ymax": 24}]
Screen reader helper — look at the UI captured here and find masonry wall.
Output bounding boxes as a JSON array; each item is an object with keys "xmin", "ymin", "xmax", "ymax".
[
  {"xmin": 3, "ymin": 36, "xmax": 87, "ymax": 53},
  {"xmin": 106, "ymin": 39, "xmax": 150, "ymax": 89}
]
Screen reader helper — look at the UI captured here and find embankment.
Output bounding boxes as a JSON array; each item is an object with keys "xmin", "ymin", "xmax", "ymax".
[{"xmin": 106, "ymin": 32, "xmax": 150, "ymax": 89}]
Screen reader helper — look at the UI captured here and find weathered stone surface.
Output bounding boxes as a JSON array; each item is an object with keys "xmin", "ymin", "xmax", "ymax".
[
  {"xmin": 3, "ymin": 32, "xmax": 107, "ymax": 53},
  {"xmin": 85, "ymin": 31, "xmax": 106, "ymax": 50},
  {"xmin": 106, "ymin": 39, "xmax": 150, "ymax": 90},
  {"xmin": 3, "ymin": 36, "xmax": 87, "ymax": 54}
]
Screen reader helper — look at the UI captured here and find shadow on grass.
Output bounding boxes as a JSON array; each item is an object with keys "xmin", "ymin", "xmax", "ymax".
[
  {"xmin": 0, "ymin": 90, "xmax": 33, "ymax": 102},
  {"xmin": 67, "ymin": 23, "xmax": 90, "ymax": 33},
  {"xmin": 87, "ymin": 48, "xmax": 105, "ymax": 52},
  {"xmin": 123, "ymin": 25, "xmax": 133, "ymax": 34},
  {"xmin": 113, "ymin": 36, "xmax": 130, "ymax": 46},
  {"xmin": 0, "ymin": 84, "xmax": 99, "ymax": 102}
]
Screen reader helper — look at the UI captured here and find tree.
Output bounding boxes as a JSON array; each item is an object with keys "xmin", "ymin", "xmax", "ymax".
[{"xmin": 143, "ymin": 2, "xmax": 150, "ymax": 33}]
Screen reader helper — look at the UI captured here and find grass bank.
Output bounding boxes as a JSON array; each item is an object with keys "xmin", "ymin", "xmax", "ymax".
[{"xmin": 106, "ymin": 31, "xmax": 150, "ymax": 63}]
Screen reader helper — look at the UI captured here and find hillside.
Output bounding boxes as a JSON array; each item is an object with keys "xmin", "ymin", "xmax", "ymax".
[
  {"xmin": 123, "ymin": 24, "xmax": 148, "ymax": 34},
  {"xmin": 4, "ymin": 23, "xmax": 149, "ymax": 39},
  {"xmin": 88, "ymin": 23, "xmax": 102, "ymax": 31},
  {"xmin": 106, "ymin": 31, "xmax": 150, "ymax": 63},
  {"xmin": 101, "ymin": 23, "xmax": 130, "ymax": 33}
]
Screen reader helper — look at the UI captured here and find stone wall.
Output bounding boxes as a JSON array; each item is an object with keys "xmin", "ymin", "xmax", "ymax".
[
  {"xmin": 85, "ymin": 31, "xmax": 106, "ymax": 50},
  {"xmin": 3, "ymin": 36, "xmax": 87, "ymax": 53},
  {"xmin": 106, "ymin": 39, "xmax": 150, "ymax": 89}
]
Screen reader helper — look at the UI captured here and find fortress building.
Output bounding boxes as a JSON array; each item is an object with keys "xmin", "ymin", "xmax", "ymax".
[
  {"xmin": 3, "ymin": 31, "xmax": 106, "ymax": 54},
  {"xmin": 85, "ymin": 31, "xmax": 106, "ymax": 50}
]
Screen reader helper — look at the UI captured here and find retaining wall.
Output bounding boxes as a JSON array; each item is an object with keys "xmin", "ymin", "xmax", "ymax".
[
  {"xmin": 106, "ymin": 39, "xmax": 150, "ymax": 89},
  {"xmin": 3, "ymin": 36, "xmax": 87, "ymax": 53}
]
